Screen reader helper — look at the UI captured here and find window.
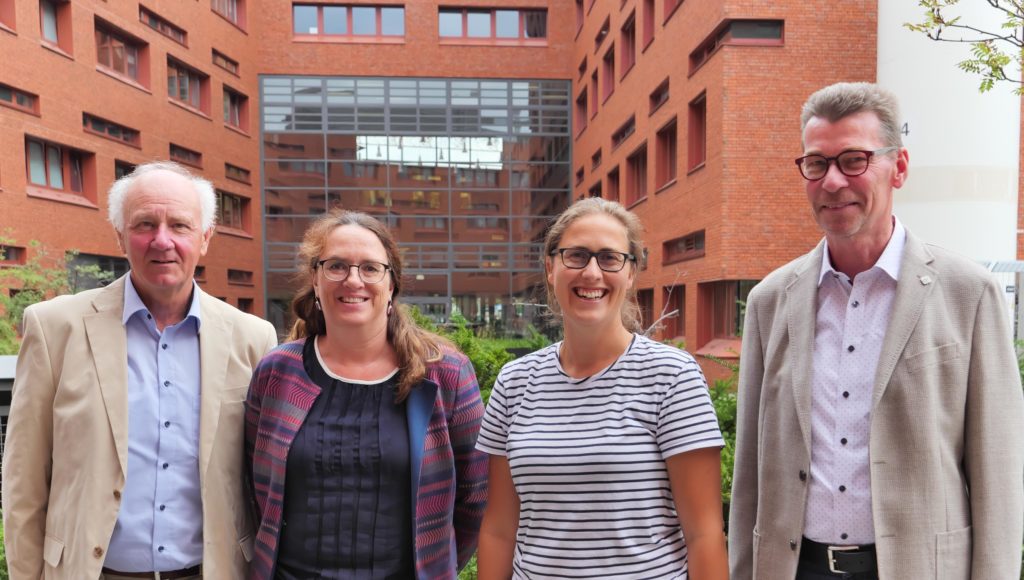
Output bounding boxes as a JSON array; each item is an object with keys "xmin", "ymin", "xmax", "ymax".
[
  {"xmin": 438, "ymin": 8, "xmax": 545, "ymax": 42},
  {"xmin": 227, "ymin": 268, "xmax": 254, "ymax": 285},
  {"xmin": 606, "ymin": 166, "xmax": 620, "ymax": 202},
  {"xmin": 577, "ymin": 56, "xmax": 587, "ymax": 80},
  {"xmin": 642, "ymin": 0, "xmax": 655, "ymax": 48},
  {"xmin": 591, "ymin": 148, "xmax": 602, "ymax": 170},
  {"xmin": 212, "ymin": 0, "xmax": 245, "ymax": 28},
  {"xmin": 649, "ymin": 77, "xmax": 669, "ymax": 114},
  {"xmin": 0, "ymin": 245, "xmax": 27, "ymax": 266},
  {"xmin": 656, "ymin": 118, "xmax": 677, "ymax": 187},
  {"xmin": 663, "ymin": 285, "xmax": 684, "ymax": 338},
  {"xmin": 575, "ymin": 166, "xmax": 584, "ymax": 186},
  {"xmin": 217, "ymin": 190, "xmax": 249, "ymax": 231},
  {"xmin": 575, "ymin": 0, "xmax": 583, "ymax": 34},
  {"xmin": 223, "ymin": 86, "xmax": 248, "ymax": 131},
  {"xmin": 39, "ymin": 0, "xmax": 72, "ymax": 53},
  {"xmin": 611, "ymin": 115, "xmax": 635, "ymax": 149},
  {"xmin": 194, "ymin": 265, "xmax": 206, "ymax": 281},
  {"xmin": 589, "ymin": 69, "xmax": 599, "ymax": 118},
  {"xmin": 0, "ymin": 82, "xmax": 39, "ymax": 114},
  {"xmin": 588, "ymin": 181, "xmax": 602, "ymax": 198},
  {"xmin": 665, "ymin": 0, "xmax": 682, "ymax": 23},
  {"xmin": 95, "ymin": 23, "xmax": 146, "ymax": 83},
  {"xmin": 167, "ymin": 58, "xmax": 208, "ymax": 112},
  {"xmin": 625, "ymin": 145, "xmax": 647, "ymax": 205},
  {"xmin": 237, "ymin": 297, "xmax": 254, "ymax": 313},
  {"xmin": 663, "ymin": 230, "xmax": 705, "ymax": 263},
  {"xmin": 601, "ymin": 45, "xmax": 614, "ymax": 101},
  {"xmin": 169, "ymin": 143, "xmax": 202, "ymax": 167},
  {"xmin": 620, "ymin": 13, "xmax": 636, "ymax": 77},
  {"xmin": 83, "ymin": 113, "xmax": 140, "ymax": 147},
  {"xmin": 637, "ymin": 289, "xmax": 654, "ymax": 330},
  {"xmin": 688, "ymin": 92, "xmax": 706, "ymax": 170},
  {"xmin": 574, "ymin": 89, "xmax": 587, "ymax": 135},
  {"xmin": 711, "ymin": 280, "xmax": 756, "ymax": 338},
  {"xmin": 25, "ymin": 136, "xmax": 93, "ymax": 200},
  {"xmin": 212, "ymin": 49, "xmax": 239, "ymax": 75},
  {"xmin": 115, "ymin": 160, "xmax": 136, "ymax": 179},
  {"xmin": 690, "ymin": 19, "xmax": 784, "ymax": 72},
  {"xmin": 294, "ymin": 4, "xmax": 404, "ymax": 38},
  {"xmin": 225, "ymin": 163, "xmax": 251, "ymax": 183},
  {"xmin": 68, "ymin": 253, "xmax": 128, "ymax": 290},
  {"xmin": 139, "ymin": 6, "xmax": 186, "ymax": 45},
  {"xmin": 594, "ymin": 16, "xmax": 608, "ymax": 52}
]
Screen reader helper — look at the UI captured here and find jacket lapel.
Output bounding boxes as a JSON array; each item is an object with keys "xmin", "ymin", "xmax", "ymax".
[
  {"xmin": 786, "ymin": 240, "xmax": 825, "ymax": 451},
  {"xmin": 871, "ymin": 231, "xmax": 936, "ymax": 408},
  {"xmin": 83, "ymin": 276, "xmax": 130, "ymax": 478},
  {"xmin": 197, "ymin": 291, "xmax": 233, "ymax": 480}
]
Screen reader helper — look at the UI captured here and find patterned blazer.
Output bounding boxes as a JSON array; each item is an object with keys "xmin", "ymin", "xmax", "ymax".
[{"xmin": 244, "ymin": 339, "xmax": 488, "ymax": 580}]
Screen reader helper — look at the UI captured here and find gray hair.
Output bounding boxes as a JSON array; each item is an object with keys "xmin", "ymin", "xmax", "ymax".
[
  {"xmin": 800, "ymin": 82, "xmax": 903, "ymax": 148},
  {"xmin": 106, "ymin": 161, "xmax": 217, "ymax": 232},
  {"xmin": 542, "ymin": 197, "xmax": 645, "ymax": 333}
]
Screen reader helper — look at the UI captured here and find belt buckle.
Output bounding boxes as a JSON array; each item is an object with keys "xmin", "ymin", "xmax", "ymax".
[{"xmin": 827, "ymin": 545, "xmax": 858, "ymax": 574}]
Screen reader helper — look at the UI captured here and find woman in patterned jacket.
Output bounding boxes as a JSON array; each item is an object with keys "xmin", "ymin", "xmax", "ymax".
[
  {"xmin": 476, "ymin": 197, "xmax": 728, "ymax": 579},
  {"xmin": 245, "ymin": 209, "xmax": 487, "ymax": 579}
]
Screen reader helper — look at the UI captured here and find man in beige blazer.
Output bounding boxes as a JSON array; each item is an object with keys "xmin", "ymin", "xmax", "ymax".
[
  {"xmin": 2, "ymin": 161, "xmax": 277, "ymax": 579},
  {"xmin": 729, "ymin": 82, "xmax": 1024, "ymax": 579}
]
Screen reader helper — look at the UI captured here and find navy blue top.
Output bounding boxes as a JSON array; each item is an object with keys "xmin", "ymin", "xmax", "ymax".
[{"xmin": 275, "ymin": 337, "xmax": 414, "ymax": 580}]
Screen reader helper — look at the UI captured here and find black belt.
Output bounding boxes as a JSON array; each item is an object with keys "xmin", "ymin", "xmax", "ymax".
[
  {"xmin": 800, "ymin": 537, "xmax": 877, "ymax": 576},
  {"xmin": 102, "ymin": 565, "xmax": 201, "ymax": 579}
]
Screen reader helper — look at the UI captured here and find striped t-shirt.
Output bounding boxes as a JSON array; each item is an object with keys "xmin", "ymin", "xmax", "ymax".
[{"xmin": 476, "ymin": 334, "xmax": 724, "ymax": 579}]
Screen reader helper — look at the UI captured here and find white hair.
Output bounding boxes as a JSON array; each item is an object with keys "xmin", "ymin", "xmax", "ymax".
[{"xmin": 106, "ymin": 161, "xmax": 217, "ymax": 232}]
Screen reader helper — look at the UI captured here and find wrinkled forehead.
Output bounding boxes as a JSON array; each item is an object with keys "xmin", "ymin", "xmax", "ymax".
[{"xmin": 123, "ymin": 172, "xmax": 202, "ymax": 222}]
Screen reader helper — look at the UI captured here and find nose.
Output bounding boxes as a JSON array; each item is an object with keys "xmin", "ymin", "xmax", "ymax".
[
  {"xmin": 818, "ymin": 160, "xmax": 849, "ymax": 193},
  {"xmin": 341, "ymin": 265, "xmax": 365, "ymax": 287},
  {"xmin": 580, "ymin": 254, "xmax": 603, "ymax": 276},
  {"xmin": 151, "ymin": 223, "xmax": 174, "ymax": 249}
]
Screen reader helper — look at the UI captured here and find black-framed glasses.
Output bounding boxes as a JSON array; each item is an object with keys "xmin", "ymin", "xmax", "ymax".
[
  {"xmin": 551, "ymin": 248, "xmax": 636, "ymax": 272},
  {"xmin": 795, "ymin": 146, "xmax": 898, "ymax": 181},
  {"xmin": 316, "ymin": 259, "xmax": 391, "ymax": 283}
]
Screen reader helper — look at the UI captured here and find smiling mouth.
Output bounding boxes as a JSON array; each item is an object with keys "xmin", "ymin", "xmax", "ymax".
[
  {"xmin": 339, "ymin": 297, "xmax": 369, "ymax": 304},
  {"xmin": 822, "ymin": 202, "xmax": 856, "ymax": 210},
  {"xmin": 574, "ymin": 288, "xmax": 607, "ymax": 300}
]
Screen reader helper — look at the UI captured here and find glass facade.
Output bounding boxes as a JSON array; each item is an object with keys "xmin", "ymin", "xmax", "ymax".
[{"xmin": 260, "ymin": 76, "xmax": 572, "ymax": 335}]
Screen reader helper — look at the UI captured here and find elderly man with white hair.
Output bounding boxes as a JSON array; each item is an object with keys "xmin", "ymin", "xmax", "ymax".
[{"xmin": 2, "ymin": 161, "xmax": 277, "ymax": 580}]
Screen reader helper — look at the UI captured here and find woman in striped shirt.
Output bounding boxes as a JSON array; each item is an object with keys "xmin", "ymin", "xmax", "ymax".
[{"xmin": 476, "ymin": 198, "xmax": 728, "ymax": 579}]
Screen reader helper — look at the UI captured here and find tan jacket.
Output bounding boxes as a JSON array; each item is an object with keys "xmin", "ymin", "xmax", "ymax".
[
  {"xmin": 2, "ymin": 276, "xmax": 277, "ymax": 579},
  {"xmin": 729, "ymin": 232, "xmax": 1024, "ymax": 580}
]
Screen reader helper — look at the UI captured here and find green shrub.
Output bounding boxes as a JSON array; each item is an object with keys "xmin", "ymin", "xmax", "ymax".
[{"xmin": 0, "ymin": 512, "xmax": 7, "ymax": 580}]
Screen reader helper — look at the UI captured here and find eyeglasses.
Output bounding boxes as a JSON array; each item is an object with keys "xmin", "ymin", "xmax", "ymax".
[
  {"xmin": 316, "ymin": 259, "xmax": 391, "ymax": 283},
  {"xmin": 551, "ymin": 248, "xmax": 636, "ymax": 272},
  {"xmin": 794, "ymin": 147, "xmax": 898, "ymax": 181}
]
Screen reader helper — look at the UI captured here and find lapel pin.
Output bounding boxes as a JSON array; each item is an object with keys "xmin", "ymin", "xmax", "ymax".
[{"xmin": 919, "ymin": 275, "xmax": 932, "ymax": 285}]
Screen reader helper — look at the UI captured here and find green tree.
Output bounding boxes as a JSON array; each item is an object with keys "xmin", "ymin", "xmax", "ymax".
[
  {"xmin": 0, "ymin": 240, "xmax": 114, "ymax": 355},
  {"xmin": 906, "ymin": 0, "xmax": 1024, "ymax": 94}
]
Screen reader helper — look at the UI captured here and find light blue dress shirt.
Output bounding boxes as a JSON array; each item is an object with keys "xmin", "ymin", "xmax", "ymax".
[{"xmin": 104, "ymin": 278, "xmax": 204, "ymax": 572}]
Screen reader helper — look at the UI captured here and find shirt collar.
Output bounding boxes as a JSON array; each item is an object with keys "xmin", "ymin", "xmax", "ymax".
[
  {"xmin": 122, "ymin": 276, "xmax": 203, "ymax": 329},
  {"xmin": 818, "ymin": 216, "xmax": 906, "ymax": 286}
]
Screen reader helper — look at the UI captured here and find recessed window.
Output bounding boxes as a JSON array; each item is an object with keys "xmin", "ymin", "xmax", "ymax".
[
  {"xmin": 83, "ymin": 113, "xmax": 140, "ymax": 147},
  {"xmin": 294, "ymin": 4, "xmax": 404, "ymax": 38},
  {"xmin": 711, "ymin": 280, "xmax": 756, "ymax": 338},
  {"xmin": 591, "ymin": 148, "xmax": 602, "ymax": 170},
  {"xmin": 589, "ymin": 69, "xmax": 599, "ymax": 118},
  {"xmin": 662, "ymin": 285, "xmax": 685, "ymax": 338},
  {"xmin": 620, "ymin": 12, "xmax": 636, "ymax": 77},
  {"xmin": 0, "ymin": 245, "xmax": 27, "ymax": 266},
  {"xmin": 575, "ymin": 166, "xmax": 584, "ymax": 186},
  {"xmin": 194, "ymin": 265, "xmax": 206, "ymax": 281},
  {"xmin": 212, "ymin": 49, "xmax": 239, "ymax": 75},
  {"xmin": 664, "ymin": 0, "xmax": 682, "ymax": 23},
  {"xmin": 606, "ymin": 166, "xmax": 620, "ymax": 202},
  {"xmin": 625, "ymin": 144, "xmax": 647, "ymax": 205},
  {"xmin": 575, "ymin": 0, "xmax": 583, "ymax": 34},
  {"xmin": 167, "ymin": 58, "xmax": 208, "ymax": 113},
  {"xmin": 637, "ymin": 288, "xmax": 653, "ymax": 330},
  {"xmin": 601, "ymin": 45, "xmax": 615, "ymax": 102},
  {"xmin": 656, "ymin": 118, "xmax": 677, "ymax": 188},
  {"xmin": 663, "ymin": 230, "xmax": 705, "ymax": 263},
  {"xmin": 227, "ymin": 268, "xmax": 254, "ymax": 285},
  {"xmin": 40, "ymin": 0, "xmax": 72, "ymax": 53},
  {"xmin": 217, "ymin": 190, "xmax": 249, "ymax": 231},
  {"xmin": 237, "ymin": 297, "xmax": 254, "ymax": 313},
  {"xmin": 139, "ymin": 6, "xmax": 187, "ymax": 46},
  {"xmin": 212, "ymin": 0, "xmax": 245, "ymax": 29},
  {"xmin": 0, "ymin": 82, "xmax": 39, "ymax": 114},
  {"xmin": 25, "ymin": 136, "xmax": 94, "ymax": 202},
  {"xmin": 611, "ymin": 115, "xmax": 635, "ymax": 149},
  {"xmin": 594, "ymin": 16, "xmax": 609, "ymax": 52},
  {"xmin": 688, "ymin": 92, "xmax": 706, "ymax": 170},
  {"xmin": 169, "ymin": 143, "xmax": 202, "ymax": 168},
  {"xmin": 690, "ymin": 19, "xmax": 784, "ymax": 73},
  {"xmin": 439, "ymin": 8, "xmax": 545, "ymax": 42},
  {"xmin": 115, "ymin": 160, "xmax": 136, "ymax": 179},
  {"xmin": 642, "ymin": 0, "xmax": 655, "ymax": 48},
  {"xmin": 649, "ymin": 77, "xmax": 669, "ymax": 114},
  {"xmin": 96, "ymin": 22, "xmax": 149, "ymax": 85},
  {"xmin": 588, "ymin": 180, "xmax": 602, "ymax": 198},
  {"xmin": 225, "ymin": 163, "xmax": 250, "ymax": 183},
  {"xmin": 577, "ymin": 56, "xmax": 587, "ymax": 80},
  {"xmin": 223, "ymin": 86, "xmax": 248, "ymax": 131},
  {"xmin": 575, "ymin": 88, "xmax": 588, "ymax": 135}
]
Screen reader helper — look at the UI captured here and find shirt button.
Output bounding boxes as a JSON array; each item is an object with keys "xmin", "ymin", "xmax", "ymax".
[
  {"xmin": 162, "ymin": 462, "xmax": 169, "ymax": 469},
  {"xmin": 146, "ymin": 314, "xmax": 152, "ymax": 319},
  {"xmin": 162, "ymin": 344, "xmax": 168, "ymax": 350},
  {"xmin": 799, "ymin": 470, "xmax": 807, "ymax": 481},
  {"xmin": 843, "ymin": 391, "xmax": 850, "ymax": 398},
  {"xmin": 93, "ymin": 546, "xmax": 104, "ymax": 558},
  {"xmin": 164, "ymin": 421, "xmax": 171, "ymax": 428},
  {"xmin": 847, "ymin": 345, "xmax": 855, "ymax": 352},
  {"xmin": 841, "ymin": 533, "xmax": 849, "ymax": 540},
  {"xmin": 839, "ymin": 485, "xmax": 847, "ymax": 492},
  {"xmin": 158, "ymin": 546, "xmax": 165, "ymax": 553},
  {"xmin": 841, "ymin": 437, "xmax": 848, "ymax": 445},
  {"xmin": 160, "ymin": 504, "xmax": 166, "ymax": 511},
  {"xmin": 163, "ymin": 380, "xmax": 170, "ymax": 387},
  {"xmin": 852, "ymin": 300, "xmax": 860, "ymax": 308},
  {"xmin": 113, "ymin": 490, "xmax": 121, "ymax": 500}
]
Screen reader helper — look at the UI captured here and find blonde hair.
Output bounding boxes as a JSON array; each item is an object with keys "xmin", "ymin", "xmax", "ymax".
[
  {"xmin": 542, "ymin": 197, "xmax": 644, "ymax": 333},
  {"xmin": 289, "ymin": 209, "xmax": 452, "ymax": 402}
]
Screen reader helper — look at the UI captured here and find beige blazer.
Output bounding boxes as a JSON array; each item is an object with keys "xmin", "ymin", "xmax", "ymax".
[
  {"xmin": 728, "ymin": 232, "xmax": 1024, "ymax": 580},
  {"xmin": 2, "ymin": 276, "xmax": 278, "ymax": 580}
]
